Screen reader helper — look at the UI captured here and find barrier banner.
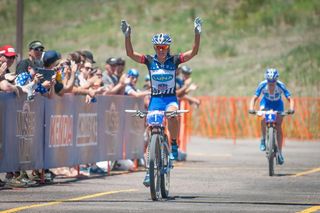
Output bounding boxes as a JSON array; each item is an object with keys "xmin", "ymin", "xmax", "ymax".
[
  {"xmin": 0, "ymin": 94, "xmax": 45, "ymax": 172},
  {"xmin": 44, "ymin": 95, "xmax": 145, "ymax": 168},
  {"xmin": 0, "ymin": 93, "xmax": 146, "ymax": 172},
  {"xmin": 98, "ymin": 95, "xmax": 126, "ymax": 161},
  {"xmin": 44, "ymin": 94, "xmax": 77, "ymax": 168},
  {"xmin": 122, "ymin": 96, "xmax": 145, "ymax": 160}
]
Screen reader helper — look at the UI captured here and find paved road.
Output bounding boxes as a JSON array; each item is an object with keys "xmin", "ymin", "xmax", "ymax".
[{"xmin": 0, "ymin": 137, "xmax": 319, "ymax": 213}]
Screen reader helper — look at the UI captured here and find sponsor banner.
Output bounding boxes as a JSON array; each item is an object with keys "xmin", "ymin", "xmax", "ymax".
[
  {"xmin": 98, "ymin": 95, "xmax": 125, "ymax": 161},
  {"xmin": 1, "ymin": 94, "xmax": 145, "ymax": 172},
  {"xmin": 74, "ymin": 96, "xmax": 100, "ymax": 164},
  {"xmin": 0, "ymin": 94, "xmax": 45, "ymax": 172},
  {"xmin": 44, "ymin": 94, "xmax": 76, "ymax": 168},
  {"xmin": 122, "ymin": 97, "xmax": 145, "ymax": 159}
]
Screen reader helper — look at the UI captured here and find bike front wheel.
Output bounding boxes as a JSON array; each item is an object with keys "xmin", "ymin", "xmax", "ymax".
[
  {"xmin": 149, "ymin": 133, "xmax": 161, "ymax": 201},
  {"xmin": 160, "ymin": 135, "xmax": 170, "ymax": 198},
  {"xmin": 267, "ymin": 127, "xmax": 275, "ymax": 176}
]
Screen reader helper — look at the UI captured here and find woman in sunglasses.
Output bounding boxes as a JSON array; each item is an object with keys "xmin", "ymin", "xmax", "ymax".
[{"xmin": 121, "ymin": 17, "xmax": 202, "ymax": 186}]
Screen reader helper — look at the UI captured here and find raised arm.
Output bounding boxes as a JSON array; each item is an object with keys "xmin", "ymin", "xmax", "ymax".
[
  {"xmin": 182, "ymin": 17, "xmax": 202, "ymax": 63},
  {"xmin": 120, "ymin": 20, "xmax": 144, "ymax": 63}
]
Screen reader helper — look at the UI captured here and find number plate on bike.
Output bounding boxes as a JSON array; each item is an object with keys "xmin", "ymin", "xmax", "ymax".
[
  {"xmin": 147, "ymin": 110, "xmax": 165, "ymax": 126},
  {"xmin": 265, "ymin": 112, "xmax": 276, "ymax": 123}
]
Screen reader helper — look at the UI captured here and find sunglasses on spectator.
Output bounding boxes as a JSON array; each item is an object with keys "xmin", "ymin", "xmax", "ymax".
[
  {"xmin": 33, "ymin": 47, "xmax": 44, "ymax": 52},
  {"xmin": 85, "ymin": 67, "xmax": 92, "ymax": 71},
  {"xmin": 155, "ymin": 45, "xmax": 169, "ymax": 50},
  {"xmin": 5, "ymin": 55, "xmax": 16, "ymax": 60}
]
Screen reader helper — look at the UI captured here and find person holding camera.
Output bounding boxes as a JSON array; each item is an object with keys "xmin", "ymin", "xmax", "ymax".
[{"xmin": 15, "ymin": 50, "xmax": 60, "ymax": 100}]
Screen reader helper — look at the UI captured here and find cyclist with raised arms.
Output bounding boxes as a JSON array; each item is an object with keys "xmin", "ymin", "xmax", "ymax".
[
  {"xmin": 121, "ymin": 17, "xmax": 202, "ymax": 186},
  {"xmin": 249, "ymin": 68, "xmax": 295, "ymax": 165}
]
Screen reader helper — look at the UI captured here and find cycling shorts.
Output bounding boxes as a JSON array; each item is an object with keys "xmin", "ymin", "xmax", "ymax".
[
  {"xmin": 148, "ymin": 96, "xmax": 179, "ymax": 111},
  {"xmin": 260, "ymin": 97, "xmax": 284, "ymax": 112}
]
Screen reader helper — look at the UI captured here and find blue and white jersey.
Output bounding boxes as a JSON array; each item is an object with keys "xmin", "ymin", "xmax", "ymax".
[
  {"xmin": 141, "ymin": 53, "xmax": 183, "ymax": 97},
  {"xmin": 15, "ymin": 72, "xmax": 48, "ymax": 94},
  {"xmin": 255, "ymin": 80, "xmax": 291, "ymax": 101}
]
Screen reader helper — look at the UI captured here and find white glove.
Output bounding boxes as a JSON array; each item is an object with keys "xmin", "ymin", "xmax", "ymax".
[
  {"xmin": 194, "ymin": 17, "xmax": 202, "ymax": 34},
  {"xmin": 120, "ymin": 20, "xmax": 131, "ymax": 37}
]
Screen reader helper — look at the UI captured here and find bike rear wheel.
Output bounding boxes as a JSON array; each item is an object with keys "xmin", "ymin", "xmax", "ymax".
[
  {"xmin": 160, "ymin": 135, "xmax": 170, "ymax": 198},
  {"xmin": 149, "ymin": 134, "xmax": 161, "ymax": 201},
  {"xmin": 267, "ymin": 127, "xmax": 275, "ymax": 176}
]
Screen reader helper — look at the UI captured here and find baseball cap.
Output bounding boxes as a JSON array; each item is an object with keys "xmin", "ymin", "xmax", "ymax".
[
  {"xmin": 106, "ymin": 57, "xmax": 118, "ymax": 65},
  {"xmin": 0, "ymin": 45, "xmax": 17, "ymax": 57},
  {"xmin": 82, "ymin": 50, "xmax": 96, "ymax": 63},
  {"xmin": 116, "ymin": 57, "xmax": 125, "ymax": 66},
  {"xmin": 181, "ymin": 65, "xmax": 192, "ymax": 74},
  {"xmin": 28, "ymin": 40, "xmax": 44, "ymax": 50},
  {"xmin": 43, "ymin": 50, "xmax": 61, "ymax": 67}
]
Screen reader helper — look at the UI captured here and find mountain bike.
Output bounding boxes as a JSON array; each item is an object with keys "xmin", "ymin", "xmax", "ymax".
[
  {"xmin": 125, "ymin": 109, "xmax": 188, "ymax": 200},
  {"xmin": 250, "ymin": 110, "xmax": 292, "ymax": 176}
]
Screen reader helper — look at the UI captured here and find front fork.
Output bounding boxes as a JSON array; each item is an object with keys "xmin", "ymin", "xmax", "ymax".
[{"xmin": 265, "ymin": 125, "xmax": 280, "ymax": 164}]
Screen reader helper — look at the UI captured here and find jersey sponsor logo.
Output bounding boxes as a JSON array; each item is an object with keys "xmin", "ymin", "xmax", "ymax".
[
  {"xmin": 157, "ymin": 84, "xmax": 168, "ymax": 91},
  {"xmin": 152, "ymin": 74, "xmax": 173, "ymax": 82}
]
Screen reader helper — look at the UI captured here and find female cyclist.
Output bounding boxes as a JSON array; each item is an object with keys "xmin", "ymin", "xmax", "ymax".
[
  {"xmin": 249, "ymin": 68, "xmax": 295, "ymax": 165},
  {"xmin": 120, "ymin": 17, "xmax": 202, "ymax": 186}
]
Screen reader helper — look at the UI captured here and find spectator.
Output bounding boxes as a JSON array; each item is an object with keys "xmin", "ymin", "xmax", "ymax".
[
  {"xmin": 0, "ymin": 45, "xmax": 22, "ymax": 96},
  {"xmin": 102, "ymin": 57, "xmax": 129, "ymax": 95},
  {"xmin": 14, "ymin": 51, "xmax": 60, "ymax": 184},
  {"xmin": 42, "ymin": 50, "xmax": 79, "ymax": 97},
  {"xmin": 15, "ymin": 50, "xmax": 59, "ymax": 100},
  {"xmin": 115, "ymin": 57, "xmax": 126, "ymax": 82},
  {"xmin": 124, "ymin": 69, "xmax": 150, "ymax": 97},
  {"xmin": 16, "ymin": 40, "xmax": 44, "ymax": 75},
  {"xmin": 87, "ymin": 67, "xmax": 104, "ymax": 90},
  {"xmin": 82, "ymin": 50, "xmax": 96, "ymax": 64},
  {"xmin": 178, "ymin": 65, "xmax": 201, "ymax": 107},
  {"xmin": 102, "ymin": 57, "xmax": 118, "ymax": 88}
]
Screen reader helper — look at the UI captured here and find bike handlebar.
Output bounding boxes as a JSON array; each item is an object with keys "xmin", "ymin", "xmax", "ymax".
[
  {"xmin": 249, "ymin": 110, "xmax": 293, "ymax": 116},
  {"xmin": 125, "ymin": 109, "xmax": 189, "ymax": 118}
]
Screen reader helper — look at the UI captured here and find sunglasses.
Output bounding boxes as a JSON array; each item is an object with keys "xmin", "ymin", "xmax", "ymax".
[
  {"xmin": 155, "ymin": 45, "xmax": 169, "ymax": 50},
  {"xmin": 33, "ymin": 47, "xmax": 44, "ymax": 52}
]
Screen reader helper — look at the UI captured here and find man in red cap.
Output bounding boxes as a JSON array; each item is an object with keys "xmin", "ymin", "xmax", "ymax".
[{"xmin": 0, "ymin": 45, "xmax": 21, "ymax": 96}]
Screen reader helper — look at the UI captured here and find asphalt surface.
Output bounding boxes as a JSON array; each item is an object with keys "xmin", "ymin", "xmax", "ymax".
[{"xmin": 0, "ymin": 137, "xmax": 319, "ymax": 213}]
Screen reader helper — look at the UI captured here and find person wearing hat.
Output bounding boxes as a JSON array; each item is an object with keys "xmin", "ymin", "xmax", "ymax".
[
  {"xmin": 81, "ymin": 50, "xmax": 96, "ymax": 64},
  {"xmin": 102, "ymin": 57, "xmax": 118, "ymax": 87},
  {"xmin": 42, "ymin": 50, "xmax": 80, "ymax": 97},
  {"xmin": 124, "ymin": 68, "xmax": 150, "ymax": 97},
  {"xmin": 15, "ymin": 50, "xmax": 60, "ymax": 100},
  {"xmin": 16, "ymin": 40, "xmax": 45, "ymax": 75},
  {"xmin": 176, "ymin": 65, "xmax": 201, "ymax": 107},
  {"xmin": 101, "ymin": 57, "xmax": 129, "ymax": 95},
  {"xmin": 0, "ymin": 45, "xmax": 22, "ymax": 96}
]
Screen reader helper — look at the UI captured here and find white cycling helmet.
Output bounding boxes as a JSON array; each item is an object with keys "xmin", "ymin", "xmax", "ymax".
[
  {"xmin": 265, "ymin": 68, "xmax": 279, "ymax": 82},
  {"xmin": 152, "ymin": 33, "xmax": 172, "ymax": 45}
]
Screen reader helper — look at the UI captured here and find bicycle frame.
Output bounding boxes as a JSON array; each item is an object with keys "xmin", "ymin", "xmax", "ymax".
[
  {"xmin": 252, "ymin": 110, "xmax": 290, "ymax": 176},
  {"xmin": 125, "ymin": 109, "xmax": 188, "ymax": 200}
]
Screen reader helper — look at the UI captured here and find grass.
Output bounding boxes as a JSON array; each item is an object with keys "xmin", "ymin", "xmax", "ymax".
[{"xmin": 1, "ymin": 0, "xmax": 319, "ymax": 97}]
